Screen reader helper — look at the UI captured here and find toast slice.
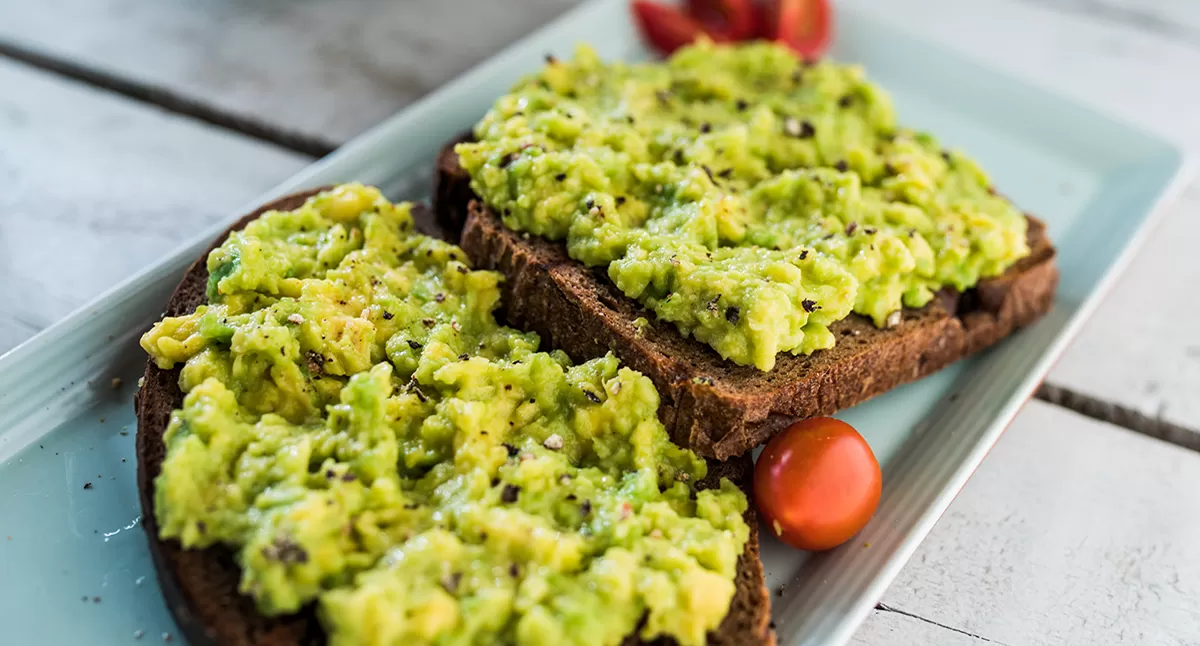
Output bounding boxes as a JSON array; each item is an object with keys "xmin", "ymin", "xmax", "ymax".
[
  {"xmin": 135, "ymin": 189, "xmax": 773, "ymax": 646},
  {"xmin": 435, "ymin": 140, "xmax": 1059, "ymax": 460}
]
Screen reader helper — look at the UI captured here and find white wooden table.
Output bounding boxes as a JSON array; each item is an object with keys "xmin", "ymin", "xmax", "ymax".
[{"xmin": 3, "ymin": 0, "xmax": 1199, "ymax": 643}]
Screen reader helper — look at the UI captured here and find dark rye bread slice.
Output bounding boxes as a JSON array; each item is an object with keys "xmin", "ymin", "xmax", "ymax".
[
  {"xmin": 135, "ymin": 189, "xmax": 772, "ymax": 646},
  {"xmin": 435, "ymin": 141, "xmax": 1059, "ymax": 461}
]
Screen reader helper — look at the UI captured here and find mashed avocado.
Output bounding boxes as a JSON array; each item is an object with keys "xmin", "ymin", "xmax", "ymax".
[
  {"xmin": 456, "ymin": 41, "xmax": 1030, "ymax": 370},
  {"xmin": 141, "ymin": 184, "xmax": 749, "ymax": 646}
]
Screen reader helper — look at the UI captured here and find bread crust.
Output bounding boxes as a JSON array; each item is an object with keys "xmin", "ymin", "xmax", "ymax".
[{"xmin": 135, "ymin": 188, "xmax": 772, "ymax": 646}]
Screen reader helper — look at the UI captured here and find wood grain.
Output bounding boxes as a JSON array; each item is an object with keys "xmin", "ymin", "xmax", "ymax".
[
  {"xmin": 0, "ymin": 0, "xmax": 580, "ymax": 145},
  {"xmin": 0, "ymin": 58, "xmax": 304, "ymax": 355},
  {"xmin": 876, "ymin": 400, "xmax": 1200, "ymax": 645}
]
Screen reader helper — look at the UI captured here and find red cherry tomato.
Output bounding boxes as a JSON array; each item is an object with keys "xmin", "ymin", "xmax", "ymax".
[
  {"xmin": 754, "ymin": 417, "xmax": 881, "ymax": 551},
  {"xmin": 632, "ymin": 1, "xmax": 731, "ymax": 57},
  {"xmin": 685, "ymin": 0, "xmax": 759, "ymax": 40},
  {"xmin": 769, "ymin": 0, "xmax": 833, "ymax": 60}
]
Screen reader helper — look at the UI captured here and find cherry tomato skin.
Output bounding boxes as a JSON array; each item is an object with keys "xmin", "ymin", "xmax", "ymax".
[
  {"xmin": 632, "ymin": 1, "xmax": 730, "ymax": 57},
  {"xmin": 754, "ymin": 417, "xmax": 881, "ymax": 551},
  {"xmin": 684, "ymin": 0, "xmax": 759, "ymax": 40},
  {"xmin": 770, "ymin": 0, "xmax": 833, "ymax": 61}
]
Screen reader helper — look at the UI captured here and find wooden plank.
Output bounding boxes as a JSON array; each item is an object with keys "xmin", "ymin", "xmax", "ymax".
[
  {"xmin": 848, "ymin": 0, "xmax": 1200, "ymax": 439},
  {"xmin": 874, "ymin": 400, "xmax": 1200, "ymax": 645},
  {"xmin": 851, "ymin": 609, "xmax": 991, "ymax": 645},
  {"xmin": 0, "ymin": 0, "xmax": 581, "ymax": 145},
  {"xmin": 0, "ymin": 58, "xmax": 305, "ymax": 355}
]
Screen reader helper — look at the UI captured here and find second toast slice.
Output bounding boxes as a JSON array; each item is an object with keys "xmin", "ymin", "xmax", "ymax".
[{"xmin": 435, "ymin": 142, "xmax": 1059, "ymax": 460}]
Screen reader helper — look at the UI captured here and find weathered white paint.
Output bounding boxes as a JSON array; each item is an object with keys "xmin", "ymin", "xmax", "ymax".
[
  {"xmin": 0, "ymin": 58, "xmax": 305, "ymax": 354},
  {"xmin": 0, "ymin": 0, "xmax": 580, "ymax": 144},
  {"xmin": 851, "ymin": 609, "xmax": 990, "ymax": 645},
  {"xmin": 876, "ymin": 400, "xmax": 1200, "ymax": 645}
]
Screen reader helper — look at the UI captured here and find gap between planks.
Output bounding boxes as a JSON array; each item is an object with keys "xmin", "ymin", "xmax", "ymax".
[
  {"xmin": 875, "ymin": 603, "xmax": 1011, "ymax": 645},
  {"xmin": 1034, "ymin": 383, "xmax": 1200, "ymax": 452},
  {"xmin": 0, "ymin": 38, "xmax": 335, "ymax": 158},
  {"xmin": 2, "ymin": 27, "xmax": 1197, "ymax": 457}
]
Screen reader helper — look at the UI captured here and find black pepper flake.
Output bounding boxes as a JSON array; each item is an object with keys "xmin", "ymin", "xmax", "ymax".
[
  {"xmin": 908, "ymin": 229, "xmax": 917, "ymax": 238},
  {"xmin": 695, "ymin": 376, "xmax": 715, "ymax": 386},
  {"xmin": 555, "ymin": 172, "xmax": 566, "ymax": 181},
  {"xmin": 262, "ymin": 537, "xmax": 308, "ymax": 564},
  {"xmin": 407, "ymin": 340, "xmax": 422, "ymax": 350},
  {"xmin": 799, "ymin": 249, "xmax": 809, "ymax": 260},
  {"xmin": 845, "ymin": 221, "xmax": 858, "ymax": 235},
  {"xmin": 509, "ymin": 563, "xmax": 521, "ymax": 577},
  {"xmin": 504, "ymin": 384, "xmax": 512, "ymax": 391},
  {"xmin": 798, "ymin": 120, "xmax": 815, "ymax": 138},
  {"xmin": 500, "ymin": 152, "xmax": 520, "ymax": 168},
  {"xmin": 834, "ymin": 160, "xmax": 849, "ymax": 172},
  {"xmin": 435, "ymin": 293, "xmax": 446, "ymax": 303},
  {"xmin": 404, "ymin": 502, "xmax": 420, "ymax": 510},
  {"xmin": 791, "ymin": 69, "xmax": 804, "ymax": 83},
  {"xmin": 718, "ymin": 168, "xmax": 733, "ymax": 178},
  {"xmin": 673, "ymin": 149, "xmax": 685, "ymax": 165},
  {"xmin": 196, "ymin": 521, "xmax": 207, "ymax": 534},
  {"xmin": 83, "ymin": 482, "xmax": 93, "ymax": 490},
  {"xmin": 491, "ymin": 477, "xmax": 500, "ymax": 487},
  {"xmin": 884, "ymin": 162, "xmax": 896, "ymax": 175},
  {"xmin": 503, "ymin": 443, "xmax": 520, "ymax": 457},
  {"xmin": 566, "ymin": 493, "xmax": 577, "ymax": 501},
  {"xmin": 306, "ymin": 350, "xmax": 324, "ymax": 375},
  {"xmin": 769, "ymin": 621, "xmax": 777, "ymax": 630},
  {"xmin": 616, "ymin": 196, "xmax": 627, "ymax": 205},
  {"xmin": 735, "ymin": 98, "xmax": 749, "ymax": 111},
  {"xmin": 726, "ymin": 307, "xmax": 740, "ymax": 325},
  {"xmin": 706, "ymin": 295, "xmax": 721, "ymax": 314},
  {"xmin": 802, "ymin": 299, "xmax": 819, "ymax": 312},
  {"xmin": 93, "ymin": 596, "xmax": 101, "ymax": 603},
  {"xmin": 864, "ymin": 227, "xmax": 877, "ymax": 235},
  {"xmin": 422, "ymin": 318, "xmax": 435, "ymax": 327},
  {"xmin": 545, "ymin": 53, "xmax": 558, "ymax": 64},
  {"xmin": 838, "ymin": 95, "xmax": 854, "ymax": 108},
  {"xmin": 500, "ymin": 484, "xmax": 521, "ymax": 504},
  {"xmin": 580, "ymin": 500, "xmax": 592, "ymax": 515},
  {"xmin": 459, "ymin": 353, "xmax": 470, "ymax": 361},
  {"xmin": 441, "ymin": 572, "xmax": 462, "ymax": 594},
  {"xmin": 341, "ymin": 473, "xmax": 356, "ymax": 482},
  {"xmin": 699, "ymin": 122, "xmax": 712, "ymax": 133},
  {"xmin": 326, "ymin": 469, "xmax": 336, "ymax": 479},
  {"xmin": 583, "ymin": 390, "xmax": 601, "ymax": 404},
  {"xmin": 426, "ymin": 249, "xmax": 434, "ymax": 257},
  {"xmin": 941, "ymin": 150, "xmax": 952, "ymax": 162}
]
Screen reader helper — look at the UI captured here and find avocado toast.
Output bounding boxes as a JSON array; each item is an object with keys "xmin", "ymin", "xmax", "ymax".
[
  {"xmin": 434, "ymin": 42, "xmax": 1058, "ymax": 460},
  {"xmin": 135, "ymin": 187, "xmax": 773, "ymax": 646}
]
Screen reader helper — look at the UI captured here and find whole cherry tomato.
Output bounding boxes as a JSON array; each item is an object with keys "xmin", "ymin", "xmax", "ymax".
[
  {"xmin": 769, "ymin": 0, "xmax": 833, "ymax": 60},
  {"xmin": 754, "ymin": 417, "xmax": 881, "ymax": 551}
]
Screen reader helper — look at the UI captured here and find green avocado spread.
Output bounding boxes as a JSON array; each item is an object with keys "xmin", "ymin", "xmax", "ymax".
[
  {"xmin": 141, "ymin": 184, "xmax": 749, "ymax": 646},
  {"xmin": 456, "ymin": 41, "xmax": 1031, "ymax": 370}
]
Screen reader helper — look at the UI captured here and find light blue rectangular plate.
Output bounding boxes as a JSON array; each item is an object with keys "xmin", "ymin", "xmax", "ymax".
[{"xmin": 0, "ymin": 1, "xmax": 1186, "ymax": 644}]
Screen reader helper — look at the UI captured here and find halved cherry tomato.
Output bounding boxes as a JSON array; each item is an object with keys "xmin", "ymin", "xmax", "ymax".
[
  {"xmin": 632, "ymin": 1, "xmax": 730, "ymax": 56},
  {"xmin": 754, "ymin": 417, "xmax": 880, "ymax": 551},
  {"xmin": 770, "ymin": 0, "xmax": 833, "ymax": 60},
  {"xmin": 685, "ymin": 0, "xmax": 759, "ymax": 40}
]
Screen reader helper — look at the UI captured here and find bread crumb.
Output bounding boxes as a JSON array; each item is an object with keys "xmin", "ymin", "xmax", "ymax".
[
  {"xmin": 287, "ymin": 313, "xmax": 305, "ymax": 325},
  {"xmin": 543, "ymin": 434, "xmax": 564, "ymax": 450},
  {"xmin": 886, "ymin": 310, "xmax": 902, "ymax": 328}
]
